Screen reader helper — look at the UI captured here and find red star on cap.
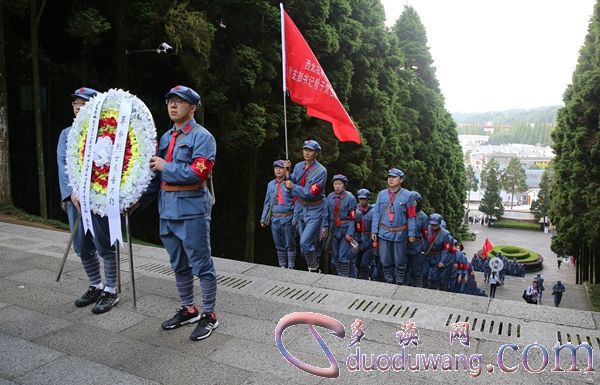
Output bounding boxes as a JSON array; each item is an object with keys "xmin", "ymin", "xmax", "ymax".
[
  {"xmin": 79, "ymin": 87, "xmax": 85, "ymax": 93},
  {"xmin": 174, "ymin": 85, "xmax": 181, "ymax": 90}
]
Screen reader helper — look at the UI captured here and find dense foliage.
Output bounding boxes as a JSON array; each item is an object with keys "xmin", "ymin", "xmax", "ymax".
[
  {"xmin": 551, "ymin": 0, "xmax": 600, "ymax": 284},
  {"xmin": 479, "ymin": 158, "xmax": 504, "ymax": 219},
  {"xmin": 500, "ymin": 157, "xmax": 528, "ymax": 208},
  {"xmin": 1, "ymin": 0, "xmax": 465, "ymax": 264},
  {"xmin": 530, "ymin": 167, "xmax": 552, "ymax": 223}
]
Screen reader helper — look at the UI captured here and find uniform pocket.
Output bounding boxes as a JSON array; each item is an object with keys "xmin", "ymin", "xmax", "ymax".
[
  {"xmin": 177, "ymin": 189, "xmax": 209, "ymax": 217},
  {"xmin": 175, "ymin": 144, "xmax": 192, "ymax": 163}
]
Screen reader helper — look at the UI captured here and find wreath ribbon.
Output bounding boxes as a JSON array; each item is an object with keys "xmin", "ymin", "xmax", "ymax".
[
  {"xmin": 79, "ymin": 93, "xmax": 108, "ymax": 236},
  {"xmin": 106, "ymin": 98, "xmax": 132, "ymax": 245}
]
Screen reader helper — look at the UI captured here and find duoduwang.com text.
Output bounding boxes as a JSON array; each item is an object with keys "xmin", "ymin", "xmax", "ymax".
[{"xmin": 346, "ymin": 343, "xmax": 594, "ymax": 377}]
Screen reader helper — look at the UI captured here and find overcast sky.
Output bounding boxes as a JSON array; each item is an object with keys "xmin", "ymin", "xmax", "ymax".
[{"xmin": 381, "ymin": 0, "xmax": 596, "ymax": 113}]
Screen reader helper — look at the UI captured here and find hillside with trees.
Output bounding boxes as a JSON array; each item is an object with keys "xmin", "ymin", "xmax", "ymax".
[{"xmin": 453, "ymin": 106, "xmax": 559, "ymax": 146}]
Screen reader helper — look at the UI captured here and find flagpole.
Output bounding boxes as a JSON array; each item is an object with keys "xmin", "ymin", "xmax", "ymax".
[{"xmin": 280, "ymin": 3, "xmax": 289, "ymax": 161}]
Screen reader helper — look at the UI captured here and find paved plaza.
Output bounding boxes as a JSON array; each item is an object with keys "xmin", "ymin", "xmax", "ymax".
[
  {"xmin": 0, "ymin": 221, "xmax": 598, "ymax": 384},
  {"xmin": 462, "ymin": 223, "xmax": 590, "ymax": 311}
]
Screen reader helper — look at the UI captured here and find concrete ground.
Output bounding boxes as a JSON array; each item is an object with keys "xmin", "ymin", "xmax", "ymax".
[
  {"xmin": 462, "ymin": 222, "xmax": 558, "ymax": 280},
  {"xmin": 462, "ymin": 223, "xmax": 590, "ymax": 311},
  {"xmin": 0, "ymin": 221, "xmax": 598, "ymax": 384}
]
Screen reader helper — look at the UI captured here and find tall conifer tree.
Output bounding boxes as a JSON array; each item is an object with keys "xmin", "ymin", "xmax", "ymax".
[{"xmin": 551, "ymin": 0, "xmax": 600, "ymax": 283}]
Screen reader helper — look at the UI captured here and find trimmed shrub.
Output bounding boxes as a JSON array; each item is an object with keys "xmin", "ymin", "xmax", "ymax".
[{"xmin": 490, "ymin": 245, "xmax": 541, "ymax": 263}]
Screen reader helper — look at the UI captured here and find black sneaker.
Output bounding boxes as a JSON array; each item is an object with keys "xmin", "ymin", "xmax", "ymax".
[
  {"xmin": 189, "ymin": 312, "xmax": 218, "ymax": 341},
  {"xmin": 91, "ymin": 291, "xmax": 120, "ymax": 314},
  {"xmin": 74, "ymin": 286, "xmax": 103, "ymax": 308},
  {"xmin": 161, "ymin": 306, "xmax": 201, "ymax": 330}
]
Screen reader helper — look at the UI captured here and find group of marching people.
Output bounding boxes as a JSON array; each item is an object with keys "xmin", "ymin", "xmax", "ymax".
[
  {"xmin": 260, "ymin": 139, "xmax": 486, "ymax": 296},
  {"xmin": 472, "ymin": 252, "xmax": 526, "ymax": 279}
]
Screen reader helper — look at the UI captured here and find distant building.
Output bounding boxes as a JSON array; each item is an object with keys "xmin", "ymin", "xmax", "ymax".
[
  {"xmin": 464, "ymin": 149, "xmax": 550, "ymax": 207},
  {"xmin": 463, "ymin": 143, "xmax": 554, "ymax": 171},
  {"xmin": 483, "ymin": 121, "xmax": 495, "ymax": 133},
  {"xmin": 524, "ymin": 170, "xmax": 544, "ymax": 205},
  {"xmin": 527, "ymin": 188, "xmax": 540, "ymax": 205},
  {"xmin": 458, "ymin": 135, "xmax": 489, "ymax": 147}
]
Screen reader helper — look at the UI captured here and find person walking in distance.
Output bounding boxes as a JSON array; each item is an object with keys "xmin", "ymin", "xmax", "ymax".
[
  {"xmin": 552, "ymin": 280, "xmax": 566, "ymax": 307},
  {"xmin": 489, "ymin": 271, "xmax": 499, "ymax": 298}
]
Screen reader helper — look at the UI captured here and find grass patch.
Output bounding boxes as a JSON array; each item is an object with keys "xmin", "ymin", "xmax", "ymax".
[
  {"xmin": 461, "ymin": 232, "xmax": 476, "ymax": 241},
  {"xmin": 490, "ymin": 244, "xmax": 541, "ymax": 263},
  {"xmin": 0, "ymin": 204, "xmax": 69, "ymax": 231},
  {"xmin": 586, "ymin": 283, "xmax": 600, "ymax": 312},
  {"xmin": 492, "ymin": 219, "xmax": 540, "ymax": 231}
]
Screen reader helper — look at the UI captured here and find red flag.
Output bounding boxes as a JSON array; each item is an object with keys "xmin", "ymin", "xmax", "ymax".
[
  {"xmin": 481, "ymin": 238, "xmax": 493, "ymax": 259},
  {"xmin": 282, "ymin": 8, "xmax": 360, "ymax": 144}
]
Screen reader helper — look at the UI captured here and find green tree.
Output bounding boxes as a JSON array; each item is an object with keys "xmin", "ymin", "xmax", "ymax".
[
  {"xmin": 202, "ymin": 0, "xmax": 279, "ymax": 262},
  {"xmin": 550, "ymin": 0, "xmax": 600, "ymax": 283},
  {"xmin": 465, "ymin": 164, "xmax": 478, "ymax": 210},
  {"xmin": 393, "ymin": 5, "xmax": 466, "ymax": 234},
  {"xmin": 501, "ymin": 157, "xmax": 528, "ymax": 208},
  {"xmin": 531, "ymin": 167, "xmax": 552, "ymax": 225},
  {"xmin": 65, "ymin": 6, "xmax": 112, "ymax": 84},
  {"xmin": 479, "ymin": 158, "xmax": 504, "ymax": 221}
]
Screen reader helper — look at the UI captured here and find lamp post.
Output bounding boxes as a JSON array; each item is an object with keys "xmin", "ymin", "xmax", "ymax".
[{"xmin": 125, "ymin": 42, "xmax": 173, "ymax": 56}]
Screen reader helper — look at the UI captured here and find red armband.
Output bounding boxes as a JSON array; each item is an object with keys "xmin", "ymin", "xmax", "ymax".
[
  {"xmin": 356, "ymin": 221, "xmax": 362, "ymax": 232},
  {"xmin": 422, "ymin": 228, "xmax": 428, "ymax": 238},
  {"xmin": 443, "ymin": 242, "xmax": 450, "ymax": 251},
  {"xmin": 190, "ymin": 157, "xmax": 214, "ymax": 180},
  {"xmin": 309, "ymin": 183, "xmax": 322, "ymax": 196},
  {"xmin": 407, "ymin": 205, "xmax": 416, "ymax": 218},
  {"xmin": 349, "ymin": 208, "xmax": 356, "ymax": 220}
]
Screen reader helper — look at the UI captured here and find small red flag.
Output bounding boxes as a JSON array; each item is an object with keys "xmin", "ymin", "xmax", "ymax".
[
  {"xmin": 481, "ymin": 238, "xmax": 493, "ymax": 259},
  {"xmin": 282, "ymin": 8, "xmax": 360, "ymax": 144}
]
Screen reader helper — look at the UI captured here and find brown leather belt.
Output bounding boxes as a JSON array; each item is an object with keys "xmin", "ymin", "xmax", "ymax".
[
  {"xmin": 301, "ymin": 199, "xmax": 323, "ymax": 206},
  {"xmin": 161, "ymin": 181, "xmax": 206, "ymax": 192},
  {"xmin": 379, "ymin": 224, "xmax": 408, "ymax": 232},
  {"xmin": 272, "ymin": 212, "xmax": 293, "ymax": 217}
]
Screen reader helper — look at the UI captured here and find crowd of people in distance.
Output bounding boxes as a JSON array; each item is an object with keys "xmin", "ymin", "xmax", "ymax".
[{"xmin": 472, "ymin": 252, "xmax": 526, "ymax": 279}]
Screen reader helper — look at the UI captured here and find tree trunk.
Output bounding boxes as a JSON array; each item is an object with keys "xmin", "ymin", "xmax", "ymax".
[
  {"xmin": 595, "ymin": 245, "xmax": 600, "ymax": 284},
  {"xmin": 244, "ymin": 148, "xmax": 257, "ymax": 263},
  {"xmin": 510, "ymin": 188, "xmax": 514, "ymax": 209},
  {"xmin": 575, "ymin": 253, "xmax": 579, "ymax": 284},
  {"xmin": 113, "ymin": 0, "xmax": 128, "ymax": 88},
  {"xmin": 0, "ymin": 0, "xmax": 12, "ymax": 205},
  {"xmin": 576, "ymin": 246, "xmax": 580, "ymax": 285},
  {"xmin": 467, "ymin": 191, "xmax": 470, "ymax": 210},
  {"xmin": 581, "ymin": 247, "xmax": 584, "ymax": 284},
  {"xmin": 30, "ymin": 0, "xmax": 47, "ymax": 217},
  {"xmin": 585, "ymin": 244, "xmax": 590, "ymax": 283}
]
